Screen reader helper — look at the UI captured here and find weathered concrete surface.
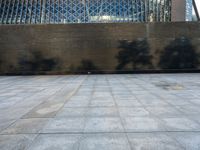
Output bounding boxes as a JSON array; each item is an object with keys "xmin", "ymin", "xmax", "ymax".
[
  {"xmin": 1, "ymin": 74, "xmax": 200, "ymax": 149},
  {"xmin": 0, "ymin": 22, "xmax": 200, "ymax": 74},
  {"xmin": 171, "ymin": 0, "xmax": 186, "ymax": 21}
]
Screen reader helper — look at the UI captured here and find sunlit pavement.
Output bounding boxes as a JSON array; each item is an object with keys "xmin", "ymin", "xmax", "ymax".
[{"xmin": 0, "ymin": 74, "xmax": 200, "ymax": 150}]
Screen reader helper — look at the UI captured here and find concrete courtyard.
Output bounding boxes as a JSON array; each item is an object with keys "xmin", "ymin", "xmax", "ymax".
[{"xmin": 0, "ymin": 74, "xmax": 200, "ymax": 150}]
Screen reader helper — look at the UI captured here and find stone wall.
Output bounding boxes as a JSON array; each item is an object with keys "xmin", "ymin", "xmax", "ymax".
[{"xmin": 0, "ymin": 22, "xmax": 200, "ymax": 74}]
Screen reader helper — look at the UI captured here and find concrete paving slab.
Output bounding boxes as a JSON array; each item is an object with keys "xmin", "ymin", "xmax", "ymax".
[
  {"xmin": 42, "ymin": 117, "xmax": 86, "ymax": 133},
  {"xmin": 139, "ymin": 99, "xmax": 170, "ymax": 106},
  {"xmin": 79, "ymin": 133, "xmax": 131, "ymax": 150},
  {"xmin": 189, "ymin": 99, "xmax": 200, "ymax": 106},
  {"xmin": 84, "ymin": 117, "xmax": 124, "ymax": 133},
  {"xmin": 176, "ymin": 105, "xmax": 200, "ymax": 115},
  {"xmin": 1, "ymin": 118, "xmax": 48, "ymax": 134},
  {"xmin": 146, "ymin": 106, "xmax": 183, "ymax": 117},
  {"xmin": 162, "ymin": 117, "xmax": 200, "ymax": 131},
  {"xmin": 169, "ymin": 132, "xmax": 200, "ymax": 150},
  {"xmin": 118, "ymin": 107, "xmax": 150, "ymax": 117},
  {"xmin": 64, "ymin": 100, "xmax": 90, "ymax": 107},
  {"xmin": 27, "ymin": 134, "xmax": 81, "ymax": 150},
  {"xmin": 115, "ymin": 100, "xmax": 142, "ymax": 107},
  {"xmin": 0, "ymin": 119, "xmax": 16, "ymax": 133},
  {"xmin": 85, "ymin": 107, "xmax": 118, "ymax": 117},
  {"xmin": 56, "ymin": 108, "xmax": 87, "ymax": 118},
  {"xmin": 0, "ymin": 134, "xmax": 37, "ymax": 150},
  {"xmin": 127, "ymin": 133, "xmax": 183, "ymax": 150},
  {"xmin": 1, "ymin": 74, "xmax": 200, "ymax": 149},
  {"xmin": 0, "ymin": 107, "xmax": 32, "ymax": 120},
  {"xmin": 122, "ymin": 117, "xmax": 165, "ymax": 132},
  {"xmin": 165, "ymin": 98, "xmax": 193, "ymax": 106},
  {"xmin": 22, "ymin": 101, "xmax": 64, "ymax": 118},
  {"xmin": 89, "ymin": 100, "xmax": 115, "ymax": 107}
]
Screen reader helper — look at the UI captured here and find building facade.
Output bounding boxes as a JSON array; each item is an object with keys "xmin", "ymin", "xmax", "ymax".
[{"xmin": 0, "ymin": 0, "xmax": 193, "ymax": 24}]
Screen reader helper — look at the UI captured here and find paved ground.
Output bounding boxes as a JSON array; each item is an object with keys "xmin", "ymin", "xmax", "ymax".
[{"xmin": 0, "ymin": 74, "xmax": 200, "ymax": 150}]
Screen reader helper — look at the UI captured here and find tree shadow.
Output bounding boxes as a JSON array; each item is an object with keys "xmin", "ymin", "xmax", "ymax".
[
  {"xmin": 159, "ymin": 37, "xmax": 199, "ymax": 69},
  {"xmin": 19, "ymin": 50, "xmax": 58, "ymax": 74},
  {"xmin": 77, "ymin": 59, "xmax": 99, "ymax": 72},
  {"xmin": 0, "ymin": 58, "xmax": 2, "ymax": 73},
  {"xmin": 116, "ymin": 38, "xmax": 152, "ymax": 70}
]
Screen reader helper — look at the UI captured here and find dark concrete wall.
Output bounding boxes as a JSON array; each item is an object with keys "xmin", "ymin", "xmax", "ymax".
[{"xmin": 0, "ymin": 22, "xmax": 200, "ymax": 74}]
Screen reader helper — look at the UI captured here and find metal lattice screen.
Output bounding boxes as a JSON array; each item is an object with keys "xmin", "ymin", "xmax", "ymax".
[{"xmin": 0, "ymin": 0, "xmax": 172, "ymax": 24}]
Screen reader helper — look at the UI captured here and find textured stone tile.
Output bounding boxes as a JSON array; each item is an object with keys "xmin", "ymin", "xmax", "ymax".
[
  {"xmin": 1, "ymin": 74, "xmax": 200, "ymax": 150},
  {"xmin": 176, "ymin": 105, "xmax": 200, "ymax": 115},
  {"xmin": 146, "ymin": 106, "xmax": 183, "ymax": 117},
  {"xmin": 86, "ymin": 107, "xmax": 118, "ymax": 117},
  {"xmin": 139, "ymin": 99, "xmax": 169, "ymax": 106},
  {"xmin": 115, "ymin": 100, "xmax": 142, "ymax": 107},
  {"xmin": 0, "ymin": 119, "xmax": 16, "ymax": 133},
  {"xmin": 127, "ymin": 133, "xmax": 183, "ymax": 150},
  {"xmin": 118, "ymin": 107, "xmax": 149, "ymax": 117},
  {"xmin": 23, "ymin": 101, "xmax": 64, "ymax": 118},
  {"xmin": 64, "ymin": 100, "xmax": 90, "ymax": 107},
  {"xmin": 0, "ymin": 107, "xmax": 31, "ymax": 120},
  {"xmin": 42, "ymin": 117, "xmax": 85, "ymax": 133},
  {"xmin": 89, "ymin": 100, "xmax": 115, "ymax": 107},
  {"xmin": 1, "ymin": 118, "xmax": 48, "ymax": 134},
  {"xmin": 122, "ymin": 117, "xmax": 164, "ymax": 132},
  {"xmin": 114, "ymin": 95, "xmax": 136, "ymax": 100},
  {"xmin": 162, "ymin": 117, "xmax": 200, "ymax": 131},
  {"xmin": 79, "ymin": 133, "xmax": 131, "ymax": 150},
  {"xmin": 28, "ymin": 134, "xmax": 81, "ymax": 150},
  {"xmin": 69, "ymin": 96, "xmax": 90, "ymax": 101},
  {"xmin": 189, "ymin": 99, "xmax": 200, "ymax": 105},
  {"xmin": 0, "ymin": 100, "xmax": 17, "ymax": 109},
  {"xmin": 0, "ymin": 134, "xmax": 37, "ymax": 150},
  {"xmin": 169, "ymin": 132, "xmax": 200, "ymax": 150},
  {"xmin": 56, "ymin": 108, "xmax": 87, "ymax": 118},
  {"xmin": 84, "ymin": 117, "xmax": 124, "ymax": 133},
  {"xmin": 165, "ymin": 99, "xmax": 192, "ymax": 106}
]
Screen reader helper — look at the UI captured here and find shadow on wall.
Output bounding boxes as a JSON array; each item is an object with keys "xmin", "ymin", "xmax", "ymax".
[
  {"xmin": 19, "ymin": 50, "xmax": 58, "ymax": 74},
  {"xmin": 76, "ymin": 59, "xmax": 99, "ymax": 73},
  {"xmin": 159, "ymin": 37, "xmax": 200, "ymax": 69},
  {"xmin": 116, "ymin": 38, "xmax": 152, "ymax": 70},
  {"xmin": 0, "ymin": 58, "xmax": 2, "ymax": 72},
  {"xmin": 0, "ymin": 53, "xmax": 18, "ymax": 74}
]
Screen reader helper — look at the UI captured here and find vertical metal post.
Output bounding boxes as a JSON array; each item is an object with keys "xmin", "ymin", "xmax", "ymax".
[
  {"xmin": 193, "ymin": 0, "xmax": 200, "ymax": 21},
  {"xmin": 19, "ymin": 0, "xmax": 25, "ymax": 23},
  {"xmin": 14, "ymin": 0, "xmax": 19, "ymax": 23},
  {"xmin": 1, "ymin": 0, "xmax": 7, "ymax": 23},
  {"xmin": 144, "ymin": 0, "xmax": 146, "ymax": 22},
  {"xmin": 24, "ymin": 0, "xmax": 29, "ymax": 23},
  {"xmin": 29, "ymin": 0, "xmax": 32, "ymax": 23},
  {"xmin": 61, "ymin": 0, "xmax": 63, "ymax": 23},
  {"xmin": 41, "ymin": 0, "xmax": 46, "ymax": 23},
  {"xmin": 48, "ymin": 0, "xmax": 51, "ymax": 23},
  {"xmin": 5, "ymin": 0, "xmax": 12, "ymax": 23},
  {"xmin": 0, "ymin": 0, "xmax": 3, "ymax": 20},
  {"xmin": 39, "ymin": 0, "xmax": 42, "ymax": 23},
  {"xmin": 10, "ymin": 0, "xmax": 17, "ymax": 23},
  {"xmin": 58, "ymin": 0, "xmax": 60, "ymax": 23}
]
